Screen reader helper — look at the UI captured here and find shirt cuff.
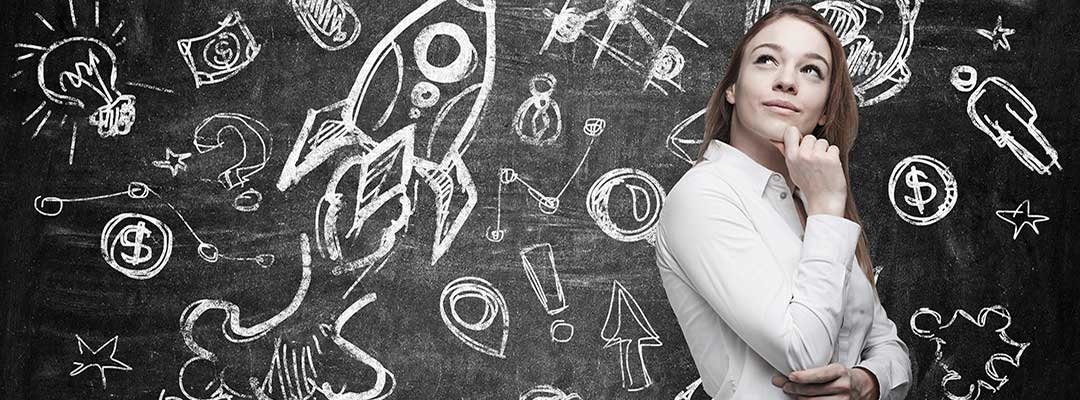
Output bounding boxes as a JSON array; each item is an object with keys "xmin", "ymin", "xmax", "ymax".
[
  {"xmin": 855, "ymin": 357, "xmax": 907, "ymax": 400},
  {"xmin": 802, "ymin": 214, "xmax": 861, "ymax": 267},
  {"xmin": 853, "ymin": 366, "xmax": 881, "ymax": 400}
]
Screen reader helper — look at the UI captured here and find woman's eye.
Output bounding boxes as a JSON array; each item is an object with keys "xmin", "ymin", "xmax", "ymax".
[
  {"xmin": 754, "ymin": 55, "xmax": 823, "ymax": 78},
  {"xmin": 803, "ymin": 65, "xmax": 823, "ymax": 78}
]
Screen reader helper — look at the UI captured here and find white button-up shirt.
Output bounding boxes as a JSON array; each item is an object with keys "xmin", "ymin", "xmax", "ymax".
[{"xmin": 655, "ymin": 140, "xmax": 911, "ymax": 399}]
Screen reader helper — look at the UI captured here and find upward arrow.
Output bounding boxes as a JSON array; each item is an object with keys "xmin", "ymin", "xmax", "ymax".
[{"xmin": 600, "ymin": 280, "xmax": 662, "ymax": 392}]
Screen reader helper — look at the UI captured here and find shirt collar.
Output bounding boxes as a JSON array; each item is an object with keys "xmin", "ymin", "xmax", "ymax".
[{"xmin": 701, "ymin": 139, "xmax": 784, "ymax": 198}]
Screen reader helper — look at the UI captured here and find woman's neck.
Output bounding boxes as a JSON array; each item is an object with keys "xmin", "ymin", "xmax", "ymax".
[
  {"xmin": 730, "ymin": 122, "xmax": 808, "ymax": 228},
  {"xmin": 728, "ymin": 118, "xmax": 792, "ymax": 189}
]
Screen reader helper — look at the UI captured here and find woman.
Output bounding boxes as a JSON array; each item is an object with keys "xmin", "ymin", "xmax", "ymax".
[{"xmin": 655, "ymin": 4, "xmax": 912, "ymax": 400}]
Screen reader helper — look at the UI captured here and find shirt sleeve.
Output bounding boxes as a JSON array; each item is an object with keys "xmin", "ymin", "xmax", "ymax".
[
  {"xmin": 655, "ymin": 175, "xmax": 861, "ymax": 374},
  {"xmin": 854, "ymin": 295, "xmax": 912, "ymax": 400}
]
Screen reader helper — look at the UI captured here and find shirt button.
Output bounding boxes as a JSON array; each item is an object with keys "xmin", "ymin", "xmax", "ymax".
[
  {"xmin": 779, "ymin": 192, "xmax": 788, "ymax": 199},
  {"xmin": 771, "ymin": 174, "xmax": 781, "ymax": 182}
]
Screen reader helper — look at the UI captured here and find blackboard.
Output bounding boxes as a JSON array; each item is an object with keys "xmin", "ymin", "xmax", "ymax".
[{"xmin": 2, "ymin": 0, "xmax": 1079, "ymax": 399}]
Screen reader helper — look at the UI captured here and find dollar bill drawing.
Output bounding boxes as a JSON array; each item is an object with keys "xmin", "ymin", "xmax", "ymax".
[{"xmin": 176, "ymin": 10, "xmax": 262, "ymax": 88}]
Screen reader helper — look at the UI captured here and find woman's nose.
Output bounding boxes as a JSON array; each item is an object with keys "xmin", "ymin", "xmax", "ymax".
[{"xmin": 773, "ymin": 68, "xmax": 798, "ymax": 94}]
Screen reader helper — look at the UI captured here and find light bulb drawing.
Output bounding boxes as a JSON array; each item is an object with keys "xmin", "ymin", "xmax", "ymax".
[
  {"xmin": 38, "ymin": 37, "xmax": 135, "ymax": 138},
  {"xmin": 13, "ymin": 1, "xmax": 171, "ymax": 165}
]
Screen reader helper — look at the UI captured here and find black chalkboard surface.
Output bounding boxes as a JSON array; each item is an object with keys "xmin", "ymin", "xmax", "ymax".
[{"xmin": 2, "ymin": 0, "xmax": 1079, "ymax": 399}]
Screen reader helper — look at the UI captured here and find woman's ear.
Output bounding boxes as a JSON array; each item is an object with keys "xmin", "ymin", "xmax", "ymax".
[
  {"xmin": 725, "ymin": 87, "xmax": 735, "ymax": 104},
  {"xmin": 817, "ymin": 113, "xmax": 827, "ymax": 126}
]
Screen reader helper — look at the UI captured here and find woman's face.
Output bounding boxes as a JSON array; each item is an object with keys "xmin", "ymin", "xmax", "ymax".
[{"xmin": 726, "ymin": 16, "xmax": 833, "ymax": 145}]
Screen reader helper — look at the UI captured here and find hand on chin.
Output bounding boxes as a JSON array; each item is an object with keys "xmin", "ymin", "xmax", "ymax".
[
  {"xmin": 769, "ymin": 124, "xmax": 801, "ymax": 154},
  {"xmin": 763, "ymin": 122, "xmax": 794, "ymax": 153}
]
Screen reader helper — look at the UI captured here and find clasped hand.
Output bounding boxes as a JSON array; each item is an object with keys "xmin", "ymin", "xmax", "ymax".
[{"xmin": 771, "ymin": 363, "xmax": 879, "ymax": 400}]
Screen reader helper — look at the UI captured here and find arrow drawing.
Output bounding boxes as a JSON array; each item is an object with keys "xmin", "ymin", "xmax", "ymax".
[{"xmin": 600, "ymin": 280, "xmax": 662, "ymax": 391}]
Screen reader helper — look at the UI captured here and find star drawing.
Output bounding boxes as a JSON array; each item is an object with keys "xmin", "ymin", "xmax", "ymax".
[
  {"xmin": 69, "ymin": 334, "xmax": 132, "ymax": 388},
  {"xmin": 975, "ymin": 15, "xmax": 1015, "ymax": 52},
  {"xmin": 994, "ymin": 199, "xmax": 1049, "ymax": 240},
  {"xmin": 151, "ymin": 147, "xmax": 192, "ymax": 176}
]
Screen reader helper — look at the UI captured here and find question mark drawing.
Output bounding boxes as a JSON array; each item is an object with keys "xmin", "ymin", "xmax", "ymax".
[
  {"xmin": 192, "ymin": 113, "xmax": 271, "ymax": 211},
  {"xmin": 193, "ymin": 113, "xmax": 271, "ymax": 189}
]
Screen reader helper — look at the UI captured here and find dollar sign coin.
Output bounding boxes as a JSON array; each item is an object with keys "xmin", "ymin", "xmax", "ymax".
[
  {"xmin": 101, "ymin": 213, "xmax": 174, "ymax": 280},
  {"xmin": 888, "ymin": 155, "xmax": 958, "ymax": 226}
]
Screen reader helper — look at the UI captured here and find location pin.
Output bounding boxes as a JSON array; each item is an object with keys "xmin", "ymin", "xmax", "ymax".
[{"xmin": 439, "ymin": 277, "xmax": 509, "ymax": 358}]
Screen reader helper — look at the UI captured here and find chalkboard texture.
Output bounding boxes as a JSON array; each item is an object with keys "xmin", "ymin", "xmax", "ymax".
[{"xmin": 2, "ymin": 0, "xmax": 1079, "ymax": 399}]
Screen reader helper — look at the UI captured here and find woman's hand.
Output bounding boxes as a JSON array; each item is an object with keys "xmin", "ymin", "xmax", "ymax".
[
  {"xmin": 780, "ymin": 126, "xmax": 847, "ymax": 217},
  {"xmin": 771, "ymin": 363, "xmax": 880, "ymax": 399}
]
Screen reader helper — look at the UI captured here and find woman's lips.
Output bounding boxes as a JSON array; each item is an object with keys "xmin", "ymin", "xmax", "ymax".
[
  {"xmin": 763, "ymin": 99, "xmax": 800, "ymax": 114},
  {"xmin": 764, "ymin": 104, "xmax": 799, "ymax": 114}
]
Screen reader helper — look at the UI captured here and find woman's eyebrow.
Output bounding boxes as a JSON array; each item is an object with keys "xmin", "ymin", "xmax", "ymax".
[{"xmin": 751, "ymin": 42, "xmax": 831, "ymax": 69}]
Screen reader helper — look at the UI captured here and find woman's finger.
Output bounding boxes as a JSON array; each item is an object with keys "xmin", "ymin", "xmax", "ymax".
[
  {"xmin": 799, "ymin": 134, "xmax": 817, "ymax": 158},
  {"xmin": 784, "ymin": 380, "xmax": 848, "ymax": 396},
  {"xmin": 772, "ymin": 374, "xmax": 788, "ymax": 387},
  {"xmin": 789, "ymin": 363, "xmax": 846, "ymax": 383},
  {"xmin": 815, "ymin": 138, "xmax": 830, "ymax": 153},
  {"xmin": 784, "ymin": 126, "xmax": 801, "ymax": 160},
  {"xmin": 796, "ymin": 395, "xmax": 847, "ymax": 400}
]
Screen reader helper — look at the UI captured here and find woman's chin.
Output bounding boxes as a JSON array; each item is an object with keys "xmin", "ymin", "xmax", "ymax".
[
  {"xmin": 760, "ymin": 120, "xmax": 794, "ymax": 139},
  {"xmin": 761, "ymin": 131, "xmax": 787, "ymax": 144},
  {"xmin": 744, "ymin": 119, "xmax": 793, "ymax": 144}
]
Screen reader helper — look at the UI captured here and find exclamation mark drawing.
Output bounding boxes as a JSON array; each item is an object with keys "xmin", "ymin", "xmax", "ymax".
[{"xmin": 520, "ymin": 243, "xmax": 574, "ymax": 342}]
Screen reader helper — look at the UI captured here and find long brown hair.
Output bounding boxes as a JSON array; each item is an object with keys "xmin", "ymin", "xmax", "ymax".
[{"xmin": 698, "ymin": 3, "xmax": 877, "ymax": 290}]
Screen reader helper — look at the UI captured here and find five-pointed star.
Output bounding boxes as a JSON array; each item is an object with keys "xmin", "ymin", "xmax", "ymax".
[
  {"xmin": 69, "ymin": 335, "xmax": 132, "ymax": 388},
  {"xmin": 975, "ymin": 15, "xmax": 1015, "ymax": 52},
  {"xmin": 151, "ymin": 147, "xmax": 192, "ymax": 177},
  {"xmin": 994, "ymin": 200, "xmax": 1049, "ymax": 240}
]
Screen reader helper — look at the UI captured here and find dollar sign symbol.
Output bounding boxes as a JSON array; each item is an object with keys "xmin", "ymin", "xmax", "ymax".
[
  {"xmin": 206, "ymin": 32, "xmax": 238, "ymax": 69},
  {"xmin": 903, "ymin": 165, "xmax": 937, "ymax": 215},
  {"xmin": 119, "ymin": 221, "xmax": 154, "ymax": 265}
]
